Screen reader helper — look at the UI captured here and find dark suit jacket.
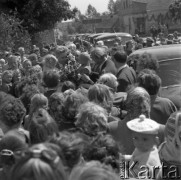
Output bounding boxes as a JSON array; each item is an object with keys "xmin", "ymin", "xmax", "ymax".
[
  {"xmin": 90, "ymin": 59, "xmax": 117, "ymax": 82},
  {"xmin": 116, "ymin": 66, "xmax": 136, "ymax": 92}
]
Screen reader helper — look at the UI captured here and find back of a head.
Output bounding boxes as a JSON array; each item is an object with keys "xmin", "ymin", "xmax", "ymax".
[
  {"xmin": 75, "ymin": 102, "xmax": 108, "ymax": 136},
  {"xmin": 0, "ymin": 98, "xmax": 26, "ymax": 130},
  {"xmin": 113, "ymin": 51, "xmax": 127, "ymax": 64},
  {"xmin": 61, "ymin": 81, "xmax": 76, "ymax": 92},
  {"xmin": 30, "ymin": 93, "xmax": 48, "ymax": 112},
  {"xmin": 43, "ymin": 70, "xmax": 60, "ymax": 88},
  {"xmin": 69, "ymin": 161, "xmax": 120, "ymax": 180},
  {"xmin": 49, "ymin": 131, "xmax": 89, "ymax": 170},
  {"xmin": 98, "ymin": 73, "xmax": 118, "ymax": 92},
  {"xmin": 29, "ymin": 108, "xmax": 58, "ymax": 145},
  {"xmin": 91, "ymin": 47, "xmax": 107, "ymax": 59},
  {"xmin": 126, "ymin": 87, "xmax": 150, "ymax": 117},
  {"xmin": 0, "ymin": 129, "xmax": 28, "ymax": 167},
  {"xmin": 88, "ymin": 83, "xmax": 113, "ymax": 112},
  {"xmin": 83, "ymin": 133, "xmax": 120, "ymax": 173},
  {"xmin": 136, "ymin": 52, "xmax": 159, "ymax": 74},
  {"xmin": 48, "ymin": 92, "xmax": 65, "ymax": 129},
  {"xmin": 10, "ymin": 143, "xmax": 66, "ymax": 180},
  {"xmin": 64, "ymin": 92, "xmax": 88, "ymax": 115},
  {"xmin": 137, "ymin": 69, "xmax": 161, "ymax": 95},
  {"xmin": 0, "ymin": 130, "xmax": 28, "ymax": 153}
]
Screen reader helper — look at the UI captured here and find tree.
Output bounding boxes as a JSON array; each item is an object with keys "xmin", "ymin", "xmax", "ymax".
[
  {"xmin": 108, "ymin": 0, "xmax": 115, "ymax": 14},
  {"xmin": 0, "ymin": 12, "xmax": 31, "ymax": 52},
  {"xmin": 113, "ymin": 0, "xmax": 122, "ymax": 14},
  {"xmin": 169, "ymin": 0, "xmax": 181, "ymax": 22},
  {"xmin": 85, "ymin": 4, "xmax": 100, "ymax": 18},
  {"xmin": 0, "ymin": 0, "xmax": 77, "ymax": 34}
]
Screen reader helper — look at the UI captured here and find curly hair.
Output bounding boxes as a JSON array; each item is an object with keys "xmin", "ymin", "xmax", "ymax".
[
  {"xmin": 98, "ymin": 73, "xmax": 118, "ymax": 93},
  {"xmin": 49, "ymin": 131, "xmax": 90, "ymax": 170},
  {"xmin": 126, "ymin": 87, "xmax": 150, "ymax": 118},
  {"xmin": 63, "ymin": 92, "xmax": 88, "ymax": 123},
  {"xmin": 43, "ymin": 54, "xmax": 58, "ymax": 69},
  {"xmin": 75, "ymin": 102, "xmax": 108, "ymax": 136},
  {"xmin": 83, "ymin": 133, "xmax": 120, "ymax": 173},
  {"xmin": 0, "ymin": 98, "xmax": 26, "ymax": 128},
  {"xmin": 137, "ymin": 69, "xmax": 161, "ymax": 95},
  {"xmin": 48, "ymin": 92, "xmax": 65, "ymax": 129},
  {"xmin": 136, "ymin": 52, "xmax": 159, "ymax": 73}
]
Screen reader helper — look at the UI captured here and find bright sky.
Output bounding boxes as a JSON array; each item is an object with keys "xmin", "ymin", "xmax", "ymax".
[{"xmin": 67, "ymin": 0, "xmax": 112, "ymax": 14}]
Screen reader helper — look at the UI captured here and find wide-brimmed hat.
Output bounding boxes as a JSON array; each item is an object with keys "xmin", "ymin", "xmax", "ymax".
[{"xmin": 127, "ymin": 115, "xmax": 159, "ymax": 134}]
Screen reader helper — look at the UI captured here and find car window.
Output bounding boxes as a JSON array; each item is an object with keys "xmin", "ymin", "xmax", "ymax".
[{"xmin": 158, "ymin": 58, "xmax": 181, "ymax": 87}]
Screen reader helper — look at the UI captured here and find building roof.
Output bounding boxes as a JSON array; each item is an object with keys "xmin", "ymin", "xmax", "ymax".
[
  {"xmin": 132, "ymin": 0, "xmax": 148, "ymax": 3},
  {"xmin": 147, "ymin": 0, "xmax": 173, "ymax": 12}
]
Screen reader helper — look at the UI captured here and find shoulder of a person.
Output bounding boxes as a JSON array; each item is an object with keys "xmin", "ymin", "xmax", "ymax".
[
  {"xmin": 108, "ymin": 118, "xmax": 124, "ymax": 130},
  {"xmin": 156, "ymin": 96, "xmax": 176, "ymax": 104}
]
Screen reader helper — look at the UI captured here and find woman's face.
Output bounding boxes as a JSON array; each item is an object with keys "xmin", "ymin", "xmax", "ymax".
[
  {"xmin": 9, "ymin": 58, "xmax": 19, "ymax": 70},
  {"xmin": 3, "ymin": 73, "xmax": 12, "ymax": 83}
]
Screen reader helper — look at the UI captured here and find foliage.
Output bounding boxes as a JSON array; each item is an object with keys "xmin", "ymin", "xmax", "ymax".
[
  {"xmin": 60, "ymin": 58, "xmax": 81, "ymax": 86},
  {"xmin": 169, "ymin": 0, "xmax": 181, "ymax": 22},
  {"xmin": 85, "ymin": 4, "xmax": 100, "ymax": 18},
  {"xmin": 0, "ymin": 12, "xmax": 31, "ymax": 52},
  {"xmin": 0, "ymin": 0, "xmax": 77, "ymax": 34},
  {"xmin": 113, "ymin": 0, "xmax": 122, "ymax": 14},
  {"xmin": 108, "ymin": 0, "xmax": 115, "ymax": 14}
]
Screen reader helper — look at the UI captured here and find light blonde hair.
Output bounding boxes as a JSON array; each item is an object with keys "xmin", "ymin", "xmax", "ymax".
[{"xmin": 98, "ymin": 73, "xmax": 118, "ymax": 92}]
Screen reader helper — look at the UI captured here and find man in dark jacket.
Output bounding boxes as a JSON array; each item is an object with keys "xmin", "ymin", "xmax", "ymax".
[{"xmin": 113, "ymin": 51, "xmax": 136, "ymax": 92}]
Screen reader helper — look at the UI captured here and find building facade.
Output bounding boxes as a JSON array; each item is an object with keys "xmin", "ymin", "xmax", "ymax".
[{"xmin": 117, "ymin": 0, "xmax": 174, "ymax": 35}]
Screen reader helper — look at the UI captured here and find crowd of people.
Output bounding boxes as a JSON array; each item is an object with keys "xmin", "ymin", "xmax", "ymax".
[{"xmin": 0, "ymin": 33, "xmax": 180, "ymax": 180}]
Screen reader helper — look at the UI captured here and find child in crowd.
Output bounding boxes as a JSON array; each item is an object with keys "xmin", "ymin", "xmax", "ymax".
[
  {"xmin": 24, "ymin": 93, "xmax": 48, "ymax": 130},
  {"xmin": 123, "ymin": 115, "xmax": 161, "ymax": 179},
  {"xmin": 21, "ymin": 59, "xmax": 32, "ymax": 77},
  {"xmin": 158, "ymin": 111, "xmax": 181, "ymax": 180},
  {"xmin": 9, "ymin": 143, "xmax": 66, "ymax": 180},
  {"xmin": 0, "ymin": 70, "xmax": 13, "ymax": 94},
  {"xmin": 29, "ymin": 108, "xmax": 58, "ymax": 144},
  {"xmin": 42, "ymin": 54, "xmax": 58, "ymax": 72},
  {"xmin": 43, "ymin": 70, "xmax": 60, "ymax": 98}
]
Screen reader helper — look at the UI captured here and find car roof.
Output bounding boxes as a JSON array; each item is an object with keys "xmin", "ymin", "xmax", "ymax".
[
  {"xmin": 95, "ymin": 32, "xmax": 132, "ymax": 41},
  {"xmin": 88, "ymin": 33, "xmax": 111, "ymax": 38},
  {"xmin": 130, "ymin": 44, "xmax": 181, "ymax": 61}
]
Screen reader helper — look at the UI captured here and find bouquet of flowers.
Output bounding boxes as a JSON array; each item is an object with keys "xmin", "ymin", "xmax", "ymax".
[{"xmin": 60, "ymin": 58, "xmax": 81, "ymax": 86}]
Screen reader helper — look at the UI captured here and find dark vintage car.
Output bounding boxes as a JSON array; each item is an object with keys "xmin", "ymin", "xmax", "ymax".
[
  {"xmin": 128, "ymin": 44, "xmax": 181, "ymax": 106},
  {"xmin": 88, "ymin": 33, "xmax": 111, "ymax": 44},
  {"xmin": 94, "ymin": 32, "xmax": 133, "ymax": 47}
]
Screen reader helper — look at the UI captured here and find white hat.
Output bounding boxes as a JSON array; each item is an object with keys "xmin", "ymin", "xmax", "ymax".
[{"xmin": 127, "ymin": 115, "xmax": 159, "ymax": 134}]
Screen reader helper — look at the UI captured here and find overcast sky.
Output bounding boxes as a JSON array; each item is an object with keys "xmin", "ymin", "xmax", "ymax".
[{"xmin": 68, "ymin": 0, "xmax": 113, "ymax": 14}]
